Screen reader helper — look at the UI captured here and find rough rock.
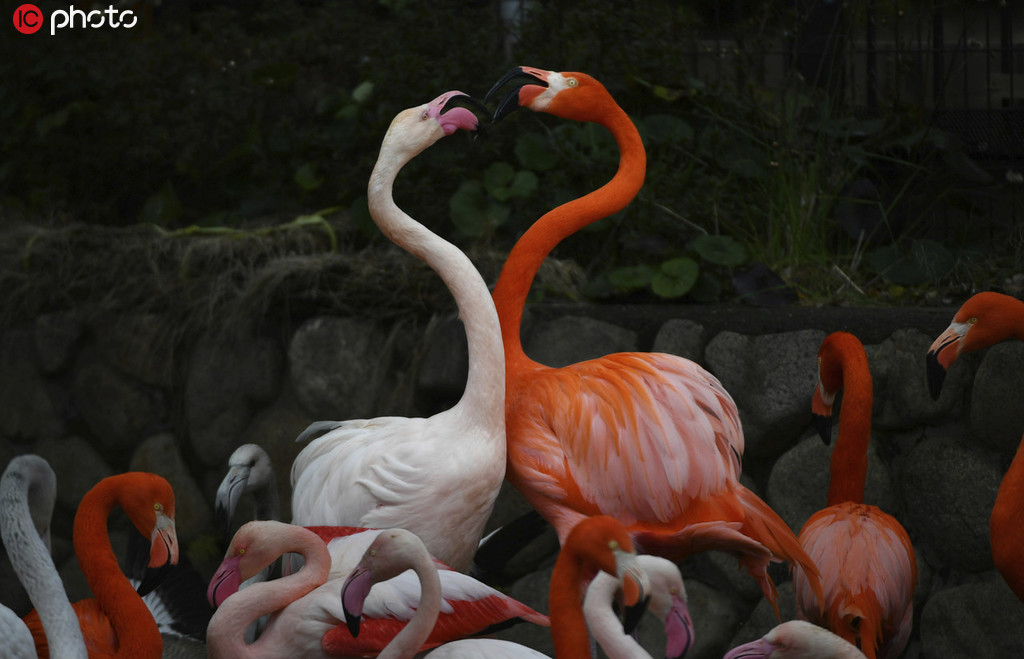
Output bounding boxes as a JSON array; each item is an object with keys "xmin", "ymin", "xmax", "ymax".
[
  {"xmin": 73, "ymin": 352, "xmax": 164, "ymax": 454},
  {"xmin": 685, "ymin": 577, "xmax": 743, "ymax": 659},
  {"xmin": 969, "ymin": 341, "xmax": 1024, "ymax": 455},
  {"xmin": 704, "ymin": 329, "xmax": 826, "ymax": 458},
  {"xmin": 523, "ymin": 315, "xmax": 638, "ymax": 367},
  {"xmin": 0, "ymin": 330, "xmax": 64, "ymax": 442},
  {"xmin": 288, "ymin": 316, "xmax": 387, "ymax": 419},
  {"xmin": 920, "ymin": 576, "xmax": 1024, "ymax": 658},
  {"xmin": 416, "ymin": 314, "xmax": 469, "ymax": 410},
  {"xmin": 652, "ymin": 318, "xmax": 708, "ymax": 363},
  {"xmin": 724, "ymin": 581, "xmax": 798, "ymax": 649},
  {"xmin": 901, "ymin": 430, "xmax": 1002, "ymax": 572},
  {"xmin": 130, "ymin": 433, "xmax": 213, "ymax": 545},
  {"xmin": 33, "ymin": 436, "xmax": 114, "ymax": 512},
  {"xmin": 91, "ymin": 313, "xmax": 176, "ymax": 388},
  {"xmin": 34, "ymin": 312, "xmax": 84, "ymax": 374}
]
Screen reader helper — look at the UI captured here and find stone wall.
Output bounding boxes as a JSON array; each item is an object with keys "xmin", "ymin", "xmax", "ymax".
[{"xmin": 1, "ymin": 303, "xmax": 1023, "ymax": 658}]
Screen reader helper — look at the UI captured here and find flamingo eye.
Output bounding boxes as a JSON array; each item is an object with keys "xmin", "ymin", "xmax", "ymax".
[
  {"xmin": 154, "ymin": 503, "xmax": 162, "ymax": 512},
  {"xmin": 566, "ymin": 78, "xmax": 578, "ymax": 87},
  {"xmin": 421, "ymin": 110, "xmax": 429, "ymax": 120},
  {"xmin": 239, "ymin": 548, "xmax": 245, "ymax": 555},
  {"xmin": 970, "ymin": 317, "xmax": 978, "ymax": 324},
  {"xmin": 608, "ymin": 540, "xmax": 619, "ymax": 550}
]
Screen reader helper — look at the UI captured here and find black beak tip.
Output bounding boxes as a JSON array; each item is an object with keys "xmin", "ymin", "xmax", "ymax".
[
  {"xmin": 622, "ymin": 595, "xmax": 650, "ymax": 636},
  {"xmin": 345, "ymin": 614, "xmax": 361, "ymax": 638},
  {"xmin": 136, "ymin": 563, "xmax": 174, "ymax": 597},
  {"xmin": 926, "ymin": 352, "xmax": 946, "ymax": 401},
  {"xmin": 813, "ymin": 414, "xmax": 833, "ymax": 446}
]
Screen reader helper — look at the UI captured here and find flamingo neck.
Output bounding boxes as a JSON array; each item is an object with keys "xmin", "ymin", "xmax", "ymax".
[
  {"xmin": 583, "ymin": 572, "xmax": 649, "ymax": 658},
  {"xmin": 73, "ymin": 479, "xmax": 162, "ymax": 658},
  {"xmin": 208, "ymin": 529, "xmax": 330, "ymax": 658},
  {"xmin": 255, "ymin": 482, "xmax": 279, "ymax": 523},
  {"xmin": 0, "ymin": 460, "xmax": 86, "ymax": 658},
  {"xmin": 368, "ymin": 141, "xmax": 505, "ymax": 432},
  {"xmin": 827, "ymin": 347, "xmax": 873, "ymax": 506},
  {"xmin": 493, "ymin": 104, "xmax": 646, "ymax": 371},
  {"xmin": 991, "ymin": 436, "xmax": 1024, "ymax": 600},
  {"xmin": 377, "ymin": 552, "xmax": 443, "ymax": 659},
  {"xmin": 549, "ymin": 547, "xmax": 599, "ymax": 659}
]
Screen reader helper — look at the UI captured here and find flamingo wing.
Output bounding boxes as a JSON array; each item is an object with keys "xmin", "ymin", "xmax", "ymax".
[
  {"xmin": 24, "ymin": 599, "xmax": 118, "ymax": 659},
  {"xmin": 794, "ymin": 503, "xmax": 916, "ymax": 658},
  {"xmin": 507, "ymin": 352, "xmax": 743, "ymax": 532}
]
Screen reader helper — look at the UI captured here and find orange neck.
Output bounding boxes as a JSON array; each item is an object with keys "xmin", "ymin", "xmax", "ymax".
[
  {"xmin": 825, "ymin": 338, "xmax": 874, "ymax": 506},
  {"xmin": 548, "ymin": 545, "xmax": 597, "ymax": 659},
  {"xmin": 74, "ymin": 479, "xmax": 162, "ymax": 658},
  {"xmin": 492, "ymin": 104, "xmax": 646, "ymax": 372},
  {"xmin": 991, "ymin": 434, "xmax": 1024, "ymax": 601}
]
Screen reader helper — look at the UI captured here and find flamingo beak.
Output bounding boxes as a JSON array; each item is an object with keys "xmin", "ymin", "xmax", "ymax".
[
  {"xmin": 137, "ymin": 510, "xmax": 178, "ymax": 597},
  {"xmin": 613, "ymin": 548, "xmax": 649, "ymax": 608},
  {"xmin": 433, "ymin": 91, "xmax": 488, "ymax": 137},
  {"xmin": 207, "ymin": 555, "xmax": 243, "ymax": 608},
  {"xmin": 811, "ymin": 380, "xmax": 835, "ymax": 445},
  {"xmin": 926, "ymin": 321, "xmax": 969, "ymax": 399},
  {"xmin": 485, "ymin": 66, "xmax": 549, "ymax": 122},
  {"xmin": 340, "ymin": 565, "xmax": 373, "ymax": 637},
  {"xmin": 215, "ymin": 465, "xmax": 250, "ymax": 539},
  {"xmin": 664, "ymin": 594, "xmax": 695, "ymax": 659}
]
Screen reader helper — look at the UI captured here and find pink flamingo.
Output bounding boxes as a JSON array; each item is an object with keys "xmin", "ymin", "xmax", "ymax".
[
  {"xmin": 484, "ymin": 65, "xmax": 821, "ymax": 611},
  {"xmin": 926, "ymin": 291, "xmax": 1024, "ymax": 601},
  {"xmin": 791, "ymin": 332, "xmax": 916, "ymax": 659},
  {"xmin": 723, "ymin": 619, "xmax": 868, "ymax": 658},
  {"xmin": 340, "ymin": 516, "xmax": 647, "ymax": 658},
  {"xmin": 22, "ymin": 472, "xmax": 179, "ymax": 659},
  {"xmin": 0, "ymin": 455, "xmax": 87, "ymax": 658},
  {"xmin": 289, "ymin": 89, "xmax": 505, "ymax": 573},
  {"xmin": 207, "ymin": 521, "xmax": 548, "ymax": 658}
]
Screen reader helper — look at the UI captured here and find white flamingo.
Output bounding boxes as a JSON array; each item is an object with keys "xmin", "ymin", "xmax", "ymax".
[
  {"xmin": 0, "ymin": 455, "xmax": 88, "ymax": 659},
  {"xmin": 206, "ymin": 521, "xmax": 548, "ymax": 658},
  {"xmin": 216, "ymin": 443, "xmax": 280, "ymax": 533},
  {"xmin": 289, "ymin": 90, "xmax": 505, "ymax": 572},
  {"xmin": 723, "ymin": 620, "xmax": 868, "ymax": 658},
  {"xmin": 583, "ymin": 554, "xmax": 693, "ymax": 659}
]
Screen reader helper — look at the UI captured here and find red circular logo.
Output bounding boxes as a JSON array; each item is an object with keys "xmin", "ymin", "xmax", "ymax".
[{"xmin": 13, "ymin": 4, "xmax": 43, "ymax": 34}]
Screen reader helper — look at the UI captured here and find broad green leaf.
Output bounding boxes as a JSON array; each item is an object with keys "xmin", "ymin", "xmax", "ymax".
[
  {"xmin": 652, "ymin": 257, "xmax": 699, "ymax": 298},
  {"xmin": 483, "ymin": 162, "xmax": 516, "ymax": 201},
  {"xmin": 506, "ymin": 170, "xmax": 539, "ymax": 199},
  {"xmin": 515, "ymin": 133, "xmax": 559, "ymax": 172},
  {"xmin": 607, "ymin": 264, "xmax": 655, "ymax": 289},
  {"xmin": 449, "ymin": 180, "xmax": 509, "ymax": 238},
  {"xmin": 351, "ymin": 81, "xmax": 374, "ymax": 104},
  {"xmin": 294, "ymin": 162, "xmax": 323, "ymax": 191},
  {"xmin": 688, "ymin": 234, "xmax": 748, "ymax": 267}
]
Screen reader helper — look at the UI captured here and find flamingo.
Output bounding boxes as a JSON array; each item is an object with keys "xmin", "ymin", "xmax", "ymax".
[
  {"xmin": 483, "ymin": 65, "xmax": 822, "ymax": 610},
  {"xmin": 207, "ymin": 520, "xmax": 549, "ymax": 658},
  {"xmin": 791, "ymin": 332, "xmax": 916, "ymax": 659},
  {"xmin": 926, "ymin": 291, "xmax": 1024, "ymax": 601},
  {"xmin": 340, "ymin": 516, "xmax": 647, "ymax": 658},
  {"xmin": 583, "ymin": 554, "xmax": 693, "ymax": 659},
  {"xmin": 289, "ymin": 89, "xmax": 505, "ymax": 573},
  {"xmin": 0, "ymin": 455, "xmax": 87, "ymax": 658},
  {"xmin": 21, "ymin": 471, "xmax": 179, "ymax": 659},
  {"xmin": 216, "ymin": 443, "xmax": 280, "ymax": 535},
  {"xmin": 723, "ymin": 620, "xmax": 868, "ymax": 659}
]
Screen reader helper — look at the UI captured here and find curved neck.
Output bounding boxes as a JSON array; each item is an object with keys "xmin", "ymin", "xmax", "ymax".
[
  {"xmin": 827, "ymin": 348, "xmax": 874, "ymax": 506},
  {"xmin": 74, "ymin": 479, "xmax": 162, "ymax": 658},
  {"xmin": 549, "ymin": 546, "xmax": 598, "ymax": 659},
  {"xmin": 368, "ymin": 142, "xmax": 504, "ymax": 431},
  {"xmin": 209, "ymin": 529, "xmax": 330, "ymax": 658},
  {"xmin": 583, "ymin": 572, "xmax": 650, "ymax": 658},
  {"xmin": 0, "ymin": 461, "xmax": 86, "ymax": 658},
  {"xmin": 493, "ymin": 106, "xmax": 646, "ymax": 371},
  {"xmin": 378, "ymin": 554, "xmax": 442, "ymax": 659}
]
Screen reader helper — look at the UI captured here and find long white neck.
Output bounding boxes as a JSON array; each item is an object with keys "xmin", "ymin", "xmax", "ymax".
[
  {"xmin": 367, "ymin": 143, "xmax": 504, "ymax": 433},
  {"xmin": 377, "ymin": 551, "xmax": 443, "ymax": 659},
  {"xmin": 583, "ymin": 572, "xmax": 652, "ymax": 659},
  {"xmin": 0, "ymin": 457, "xmax": 87, "ymax": 658},
  {"xmin": 207, "ymin": 531, "xmax": 329, "ymax": 659}
]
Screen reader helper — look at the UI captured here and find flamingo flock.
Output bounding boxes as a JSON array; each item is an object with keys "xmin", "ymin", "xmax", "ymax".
[{"xmin": 1, "ymin": 67, "xmax": 1020, "ymax": 659}]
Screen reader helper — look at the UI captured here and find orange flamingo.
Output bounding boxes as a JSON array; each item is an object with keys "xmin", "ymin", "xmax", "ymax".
[
  {"xmin": 791, "ymin": 332, "xmax": 916, "ymax": 659},
  {"xmin": 485, "ymin": 65, "xmax": 821, "ymax": 610},
  {"xmin": 926, "ymin": 291, "xmax": 1024, "ymax": 602},
  {"xmin": 22, "ymin": 472, "xmax": 179, "ymax": 659}
]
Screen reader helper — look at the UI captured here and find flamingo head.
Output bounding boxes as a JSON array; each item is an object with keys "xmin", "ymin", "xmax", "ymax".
[
  {"xmin": 487, "ymin": 66, "xmax": 611, "ymax": 124},
  {"xmin": 214, "ymin": 444, "xmax": 267, "ymax": 537},
  {"xmin": 723, "ymin": 620, "xmax": 865, "ymax": 658},
  {"xmin": 926, "ymin": 291, "xmax": 1023, "ymax": 399},
  {"xmin": 207, "ymin": 520, "xmax": 289, "ymax": 607},
  {"xmin": 378, "ymin": 90, "xmax": 485, "ymax": 164},
  {"xmin": 565, "ymin": 516, "xmax": 647, "ymax": 607},
  {"xmin": 341, "ymin": 529, "xmax": 431, "ymax": 638},
  {"xmin": 121, "ymin": 473, "xmax": 179, "ymax": 596},
  {"xmin": 623, "ymin": 557, "xmax": 693, "ymax": 659}
]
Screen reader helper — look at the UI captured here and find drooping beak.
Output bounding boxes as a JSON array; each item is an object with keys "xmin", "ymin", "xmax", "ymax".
[
  {"xmin": 722, "ymin": 636, "xmax": 777, "ymax": 659},
  {"xmin": 664, "ymin": 593, "xmax": 695, "ymax": 659},
  {"xmin": 485, "ymin": 66, "xmax": 549, "ymax": 122},
  {"xmin": 429, "ymin": 90, "xmax": 488, "ymax": 136},
  {"xmin": 811, "ymin": 380, "xmax": 835, "ymax": 445},
  {"xmin": 926, "ymin": 321, "xmax": 968, "ymax": 399},
  {"xmin": 215, "ymin": 465, "xmax": 250, "ymax": 538},
  {"xmin": 613, "ymin": 548, "xmax": 649, "ymax": 609},
  {"xmin": 207, "ymin": 554, "xmax": 243, "ymax": 608},
  {"xmin": 137, "ymin": 511, "xmax": 179, "ymax": 597},
  {"xmin": 340, "ymin": 565, "xmax": 373, "ymax": 637}
]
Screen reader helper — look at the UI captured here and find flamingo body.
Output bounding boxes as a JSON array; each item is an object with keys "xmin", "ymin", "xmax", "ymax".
[
  {"xmin": 793, "ymin": 332, "xmax": 915, "ymax": 659},
  {"xmin": 290, "ymin": 90, "xmax": 505, "ymax": 573},
  {"xmin": 926, "ymin": 291, "xmax": 1024, "ymax": 602},
  {"xmin": 488, "ymin": 66, "xmax": 820, "ymax": 607},
  {"xmin": 23, "ymin": 472, "xmax": 179, "ymax": 659}
]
